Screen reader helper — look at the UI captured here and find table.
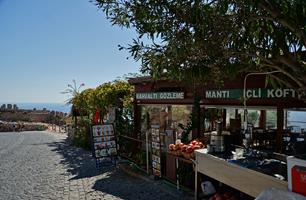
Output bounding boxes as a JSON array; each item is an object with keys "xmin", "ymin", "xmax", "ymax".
[{"xmin": 194, "ymin": 149, "xmax": 287, "ymax": 199}]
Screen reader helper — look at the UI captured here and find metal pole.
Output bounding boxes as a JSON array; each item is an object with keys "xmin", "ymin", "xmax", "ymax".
[
  {"xmin": 191, "ymin": 159, "xmax": 198, "ymax": 200},
  {"xmin": 194, "ymin": 164, "xmax": 197, "ymax": 200},
  {"xmin": 176, "ymin": 158, "xmax": 179, "ymax": 190}
]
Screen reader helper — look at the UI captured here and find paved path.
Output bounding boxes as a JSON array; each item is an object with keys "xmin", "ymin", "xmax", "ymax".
[{"xmin": 0, "ymin": 131, "xmax": 192, "ymax": 200}]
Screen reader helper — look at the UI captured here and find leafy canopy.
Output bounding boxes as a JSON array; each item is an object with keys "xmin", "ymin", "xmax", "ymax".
[
  {"xmin": 71, "ymin": 80, "xmax": 134, "ymax": 119},
  {"xmin": 94, "ymin": 0, "xmax": 306, "ymax": 91}
]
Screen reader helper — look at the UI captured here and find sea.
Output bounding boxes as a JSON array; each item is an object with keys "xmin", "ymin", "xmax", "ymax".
[
  {"xmin": 1, "ymin": 103, "xmax": 71, "ymax": 114},
  {"xmin": 1, "ymin": 102, "xmax": 305, "ymax": 129}
]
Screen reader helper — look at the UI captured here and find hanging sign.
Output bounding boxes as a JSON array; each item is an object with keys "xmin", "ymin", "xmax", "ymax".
[
  {"xmin": 136, "ymin": 92, "xmax": 184, "ymax": 100},
  {"xmin": 205, "ymin": 88, "xmax": 301, "ymax": 99}
]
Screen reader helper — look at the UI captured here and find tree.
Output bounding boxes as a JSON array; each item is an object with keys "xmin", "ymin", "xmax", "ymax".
[
  {"xmin": 94, "ymin": 0, "xmax": 306, "ymax": 94},
  {"xmin": 74, "ymin": 88, "xmax": 95, "ymax": 114},
  {"xmin": 68, "ymin": 80, "xmax": 134, "ymax": 122},
  {"xmin": 62, "ymin": 80, "xmax": 85, "ymax": 105},
  {"xmin": 94, "ymin": 80, "xmax": 134, "ymax": 121},
  {"xmin": 68, "ymin": 80, "xmax": 133, "ymax": 148}
]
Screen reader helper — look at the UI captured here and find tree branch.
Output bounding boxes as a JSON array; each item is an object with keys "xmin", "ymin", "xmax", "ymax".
[
  {"xmin": 275, "ymin": 54, "xmax": 301, "ymax": 73},
  {"xmin": 258, "ymin": 0, "xmax": 306, "ymax": 47},
  {"xmin": 260, "ymin": 59, "xmax": 304, "ymax": 88},
  {"xmin": 270, "ymin": 74, "xmax": 294, "ymax": 88}
]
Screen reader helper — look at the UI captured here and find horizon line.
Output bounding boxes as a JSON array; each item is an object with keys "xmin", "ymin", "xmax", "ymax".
[{"xmin": 0, "ymin": 102, "xmax": 70, "ymax": 105}]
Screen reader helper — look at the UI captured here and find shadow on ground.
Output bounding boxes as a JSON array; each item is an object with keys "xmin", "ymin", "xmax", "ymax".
[
  {"xmin": 91, "ymin": 171, "xmax": 193, "ymax": 200},
  {"xmin": 46, "ymin": 138, "xmax": 107, "ymax": 179},
  {"xmin": 46, "ymin": 136, "xmax": 192, "ymax": 200}
]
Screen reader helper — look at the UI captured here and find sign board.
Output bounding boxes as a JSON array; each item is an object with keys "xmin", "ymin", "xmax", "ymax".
[
  {"xmin": 151, "ymin": 126, "xmax": 161, "ymax": 177},
  {"xmin": 136, "ymin": 92, "xmax": 184, "ymax": 100},
  {"xmin": 92, "ymin": 124, "xmax": 117, "ymax": 169},
  {"xmin": 205, "ymin": 88, "xmax": 301, "ymax": 99}
]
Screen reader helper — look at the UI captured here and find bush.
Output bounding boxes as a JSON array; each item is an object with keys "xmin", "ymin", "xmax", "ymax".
[{"xmin": 72, "ymin": 118, "xmax": 91, "ymax": 150}]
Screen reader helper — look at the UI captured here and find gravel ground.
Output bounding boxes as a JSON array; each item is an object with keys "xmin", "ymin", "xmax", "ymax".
[{"xmin": 0, "ymin": 131, "xmax": 193, "ymax": 200}]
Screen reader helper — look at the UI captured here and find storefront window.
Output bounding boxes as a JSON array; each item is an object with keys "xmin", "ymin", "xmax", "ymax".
[
  {"xmin": 286, "ymin": 110, "xmax": 306, "ymax": 133},
  {"xmin": 139, "ymin": 104, "xmax": 193, "ymax": 177},
  {"xmin": 203, "ymin": 108, "xmax": 223, "ymax": 132},
  {"xmin": 266, "ymin": 110, "xmax": 277, "ymax": 129},
  {"xmin": 238, "ymin": 109, "xmax": 260, "ymax": 128},
  {"xmin": 248, "ymin": 110, "xmax": 260, "ymax": 127},
  {"xmin": 226, "ymin": 108, "xmax": 236, "ymax": 129},
  {"xmin": 139, "ymin": 105, "xmax": 192, "ymax": 141},
  {"xmin": 171, "ymin": 105, "xmax": 192, "ymax": 133}
]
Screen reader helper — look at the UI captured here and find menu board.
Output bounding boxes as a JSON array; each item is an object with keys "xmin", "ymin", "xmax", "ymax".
[
  {"xmin": 92, "ymin": 124, "xmax": 117, "ymax": 168},
  {"xmin": 151, "ymin": 126, "xmax": 161, "ymax": 177}
]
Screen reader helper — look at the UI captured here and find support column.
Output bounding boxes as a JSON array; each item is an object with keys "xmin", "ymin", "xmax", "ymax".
[
  {"xmin": 199, "ymin": 106, "xmax": 205, "ymax": 137},
  {"xmin": 235, "ymin": 109, "xmax": 239, "ymax": 119},
  {"xmin": 222, "ymin": 109, "xmax": 227, "ymax": 130},
  {"xmin": 259, "ymin": 110, "xmax": 266, "ymax": 130},
  {"xmin": 133, "ymin": 100, "xmax": 141, "ymax": 138},
  {"xmin": 276, "ymin": 107, "xmax": 284, "ymax": 153}
]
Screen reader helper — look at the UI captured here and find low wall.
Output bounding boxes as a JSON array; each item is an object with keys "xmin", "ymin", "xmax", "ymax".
[{"xmin": 0, "ymin": 122, "xmax": 48, "ymax": 132}]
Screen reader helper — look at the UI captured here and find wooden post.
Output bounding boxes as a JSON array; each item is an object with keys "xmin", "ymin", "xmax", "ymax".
[
  {"xmin": 222, "ymin": 109, "xmax": 227, "ymax": 130},
  {"xmin": 133, "ymin": 100, "xmax": 141, "ymax": 138},
  {"xmin": 259, "ymin": 110, "xmax": 266, "ymax": 130},
  {"xmin": 192, "ymin": 102, "xmax": 201, "ymax": 139},
  {"xmin": 276, "ymin": 107, "xmax": 284, "ymax": 153},
  {"xmin": 200, "ymin": 106, "xmax": 205, "ymax": 137},
  {"xmin": 235, "ymin": 109, "xmax": 239, "ymax": 119}
]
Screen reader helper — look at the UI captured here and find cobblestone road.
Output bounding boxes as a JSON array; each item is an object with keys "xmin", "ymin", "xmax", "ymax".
[{"xmin": 0, "ymin": 131, "xmax": 192, "ymax": 200}]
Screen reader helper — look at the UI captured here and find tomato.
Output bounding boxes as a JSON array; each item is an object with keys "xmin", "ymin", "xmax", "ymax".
[
  {"xmin": 169, "ymin": 144, "xmax": 175, "ymax": 151},
  {"xmin": 186, "ymin": 146, "xmax": 194, "ymax": 153},
  {"xmin": 181, "ymin": 145, "xmax": 188, "ymax": 152},
  {"xmin": 191, "ymin": 140, "xmax": 198, "ymax": 145},
  {"xmin": 198, "ymin": 142, "xmax": 204, "ymax": 148}
]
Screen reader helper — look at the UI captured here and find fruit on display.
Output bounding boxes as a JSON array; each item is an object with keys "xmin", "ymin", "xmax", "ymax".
[
  {"xmin": 178, "ymin": 143, "xmax": 184, "ymax": 149},
  {"xmin": 168, "ymin": 139, "xmax": 206, "ymax": 159},
  {"xmin": 173, "ymin": 143, "xmax": 180, "ymax": 151},
  {"xmin": 168, "ymin": 144, "xmax": 175, "ymax": 151},
  {"xmin": 191, "ymin": 140, "xmax": 198, "ymax": 145},
  {"xmin": 186, "ymin": 145, "xmax": 194, "ymax": 153},
  {"xmin": 208, "ymin": 192, "xmax": 236, "ymax": 200},
  {"xmin": 181, "ymin": 145, "xmax": 188, "ymax": 152}
]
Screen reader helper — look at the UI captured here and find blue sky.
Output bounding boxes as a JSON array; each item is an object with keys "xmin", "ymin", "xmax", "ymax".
[{"xmin": 0, "ymin": 0, "xmax": 140, "ymax": 103}]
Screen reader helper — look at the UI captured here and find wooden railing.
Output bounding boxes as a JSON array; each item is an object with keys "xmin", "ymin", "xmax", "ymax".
[{"xmin": 117, "ymin": 134, "xmax": 146, "ymax": 169}]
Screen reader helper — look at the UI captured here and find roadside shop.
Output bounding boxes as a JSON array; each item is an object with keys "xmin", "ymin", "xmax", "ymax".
[
  {"xmin": 129, "ymin": 76, "xmax": 197, "ymax": 186},
  {"xmin": 129, "ymin": 75, "xmax": 306, "ymax": 199}
]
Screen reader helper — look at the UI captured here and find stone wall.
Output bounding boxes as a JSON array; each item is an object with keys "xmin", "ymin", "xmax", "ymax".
[{"xmin": 0, "ymin": 122, "xmax": 48, "ymax": 132}]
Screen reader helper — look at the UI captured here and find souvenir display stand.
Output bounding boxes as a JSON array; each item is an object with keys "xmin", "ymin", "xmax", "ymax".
[
  {"xmin": 151, "ymin": 125, "xmax": 162, "ymax": 178},
  {"xmin": 92, "ymin": 124, "xmax": 117, "ymax": 169}
]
